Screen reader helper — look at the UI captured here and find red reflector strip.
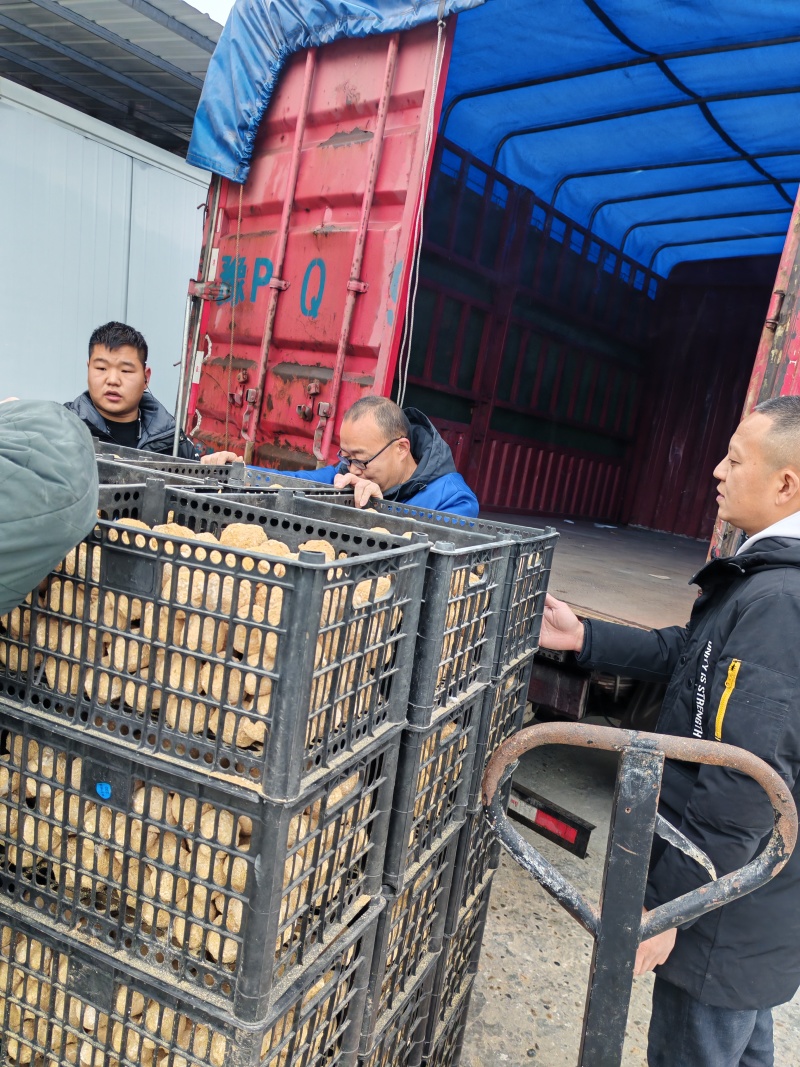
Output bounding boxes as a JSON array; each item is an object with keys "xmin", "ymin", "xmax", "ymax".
[{"xmin": 534, "ymin": 810, "xmax": 578, "ymax": 844}]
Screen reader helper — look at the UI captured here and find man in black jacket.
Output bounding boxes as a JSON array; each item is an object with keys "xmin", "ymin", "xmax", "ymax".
[
  {"xmin": 66, "ymin": 322, "xmax": 237, "ymax": 464},
  {"xmin": 541, "ymin": 396, "xmax": 800, "ymax": 1067}
]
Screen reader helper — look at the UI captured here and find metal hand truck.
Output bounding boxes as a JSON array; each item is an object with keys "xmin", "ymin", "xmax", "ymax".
[{"xmin": 482, "ymin": 723, "xmax": 798, "ymax": 1067}]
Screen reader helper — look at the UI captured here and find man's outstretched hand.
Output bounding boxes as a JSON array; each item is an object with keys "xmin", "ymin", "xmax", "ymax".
[
  {"xmin": 540, "ymin": 593, "xmax": 586, "ymax": 653},
  {"xmin": 333, "ymin": 471, "xmax": 383, "ymax": 508}
]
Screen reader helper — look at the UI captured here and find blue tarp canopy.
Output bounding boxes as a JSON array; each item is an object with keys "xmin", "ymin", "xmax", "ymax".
[
  {"xmin": 444, "ymin": 0, "xmax": 800, "ymax": 276},
  {"xmin": 189, "ymin": 0, "xmax": 800, "ymax": 277}
]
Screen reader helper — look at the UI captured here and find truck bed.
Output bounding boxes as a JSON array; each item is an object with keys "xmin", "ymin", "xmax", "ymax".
[{"xmin": 487, "ymin": 516, "xmax": 709, "ymax": 631}]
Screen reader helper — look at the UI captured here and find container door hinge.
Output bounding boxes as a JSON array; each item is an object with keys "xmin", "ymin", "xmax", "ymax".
[
  {"xmin": 188, "ymin": 279, "xmax": 232, "ymax": 301},
  {"xmin": 765, "ymin": 289, "xmax": 786, "ymax": 331}
]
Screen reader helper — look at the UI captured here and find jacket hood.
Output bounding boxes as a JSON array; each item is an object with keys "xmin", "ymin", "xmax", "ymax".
[
  {"xmin": 383, "ymin": 408, "xmax": 458, "ymax": 503},
  {"xmin": 0, "ymin": 401, "xmax": 99, "ymax": 615},
  {"xmin": 694, "ymin": 533, "xmax": 800, "ymax": 588},
  {"xmin": 738, "ymin": 511, "xmax": 800, "ymax": 554},
  {"xmin": 333, "ymin": 406, "xmax": 458, "ymax": 503}
]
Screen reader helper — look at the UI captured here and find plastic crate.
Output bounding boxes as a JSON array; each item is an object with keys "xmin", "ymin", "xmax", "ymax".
[
  {"xmin": 467, "ymin": 657, "xmax": 533, "ymax": 810},
  {"xmin": 0, "ymin": 700, "xmax": 399, "ymax": 1021},
  {"xmin": 445, "ymin": 779, "xmax": 511, "ymax": 926},
  {"xmin": 428, "ymin": 875, "xmax": 493, "ymax": 1050},
  {"xmin": 249, "ymin": 491, "xmax": 512, "ymax": 722},
  {"xmin": 361, "ymin": 830, "xmax": 458, "ymax": 1044},
  {"xmin": 0, "ymin": 485, "xmax": 428, "ymax": 799},
  {"xmin": 358, "ymin": 955, "xmax": 437, "ymax": 1067},
  {"xmin": 92, "ymin": 441, "xmax": 333, "ymax": 490},
  {"xmin": 383, "ymin": 687, "xmax": 483, "ymax": 889},
  {"xmin": 422, "ymin": 977, "xmax": 473, "ymax": 1067},
  {"xmin": 96, "ymin": 459, "xmax": 215, "ymax": 488},
  {"xmin": 0, "ymin": 900, "xmax": 381, "ymax": 1066},
  {"xmin": 306, "ymin": 497, "xmax": 557, "ymax": 678}
]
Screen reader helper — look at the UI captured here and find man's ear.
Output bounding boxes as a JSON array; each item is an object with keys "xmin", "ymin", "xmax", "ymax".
[
  {"xmin": 777, "ymin": 467, "xmax": 800, "ymax": 507},
  {"xmin": 144, "ymin": 366, "xmax": 152, "ymax": 387},
  {"xmin": 397, "ymin": 436, "xmax": 411, "ymax": 458}
]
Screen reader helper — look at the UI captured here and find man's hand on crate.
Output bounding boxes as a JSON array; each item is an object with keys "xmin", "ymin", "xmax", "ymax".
[
  {"xmin": 540, "ymin": 593, "xmax": 586, "ymax": 653},
  {"xmin": 200, "ymin": 451, "xmax": 242, "ymax": 465},
  {"xmin": 333, "ymin": 470, "xmax": 383, "ymax": 507}
]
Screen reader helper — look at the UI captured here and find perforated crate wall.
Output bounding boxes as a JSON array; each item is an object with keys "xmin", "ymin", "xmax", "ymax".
[
  {"xmin": 422, "ymin": 977, "xmax": 473, "ymax": 1067},
  {"xmin": 467, "ymin": 658, "xmax": 533, "ymax": 809},
  {"xmin": 0, "ymin": 485, "xmax": 427, "ymax": 798},
  {"xmin": 0, "ymin": 903, "xmax": 380, "ymax": 1067},
  {"xmin": 362, "ymin": 830, "xmax": 458, "ymax": 1042},
  {"xmin": 446, "ymin": 777, "xmax": 510, "ymax": 927},
  {"xmin": 0, "ymin": 703, "xmax": 399, "ymax": 1021},
  {"xmin": 358, "ymin": 956, "xmax": 437, "ymax": 1067},
  {"xmin": 428, "ymin": 876, "xmax": 493, "ymax": 1048},
  {"xmin": 383, "ymin": 687, "xmax": 482, "ymax": 889},
  {"xmin": 245, "ymin": 491, "xmax": 512, "ymax": 724},
  {"xmin": 319, "ymin": 497, "xmax": 557, "ymax": 679}
]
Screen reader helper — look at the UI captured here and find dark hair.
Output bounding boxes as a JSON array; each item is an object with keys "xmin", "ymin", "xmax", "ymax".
[
  {"xmin": 754, "ymin": 395, "xmax": 800, "ymax": 468},
  {"xmin": 88, "ymin": 322, "xmax": 148, "ymax": 365},
  {"xmin": 343, "ymin": 396, "xmax": 411, "ymax": 441}
]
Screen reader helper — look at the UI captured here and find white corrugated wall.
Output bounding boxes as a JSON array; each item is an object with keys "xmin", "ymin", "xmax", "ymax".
[{"xmin": 0, "ymin": 77, "xmax": 209, "ymax": 411}]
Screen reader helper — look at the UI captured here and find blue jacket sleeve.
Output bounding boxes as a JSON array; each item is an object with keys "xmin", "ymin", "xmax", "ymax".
[{"xmin": 248, "ymin": 464, "xmax": 338, "ymax": 485}]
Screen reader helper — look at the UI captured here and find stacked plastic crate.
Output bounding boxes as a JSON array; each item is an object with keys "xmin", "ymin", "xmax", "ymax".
[
  {"xmin": 0, "ymin": 477, "xmax": 431, "ymax": 1066},
  {"xmin": 422, "ymin": 516, "xmax": 558, "ymax": 1067},
  {"xmin": 245, "ymin": 491, "xmax": 557, "ymax": 1067}
]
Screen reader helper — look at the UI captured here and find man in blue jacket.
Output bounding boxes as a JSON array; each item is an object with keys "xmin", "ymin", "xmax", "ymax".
[{"xmin": 281, "ymin": 396, "xmax": 478, "ymax": 517}]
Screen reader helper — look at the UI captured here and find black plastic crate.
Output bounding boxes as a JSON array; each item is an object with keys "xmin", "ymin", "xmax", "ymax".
[
  {"xmin": 219, "ymin": 490, "xmax": 513, "ymax": 724},
  {"xmin": 0, "ymin": 700, "xmax": 399, "ymax": 1021},
  {"xmin": 315, "ymin": 497, "xmax": 557, "ymax": 679},
  {"xmin": 467, "ymin": 657, "xmax": 533, "ymax": 810},
  {"xmin": 0, "ymin": 484, "xmax": 428, "ymax": 799},
  {"xmin": 96, "ymin": 458, "xmax": 215, "ymax": 487},
  {"xmin": 446, "ymin": 779, "xmax": 511, "ymax": 926},
  {"xmin": 0, "ymin": 900, "xmax": 381, "ymax": 1066},
  {"xmin": 422, "ymin": 977, "xmax": 473, "ymax": 1067},
  {"xmin": 383, "ymin": 688, "xmax": 483, "ymax": 889},
  {"xmin": 358, "ymin": 954, "xmax": 438, "ymax": 1067},
  {"xmin": 361, "ymin": 830, "xmax": 458, "ymax": 1043},
  {"xmin": 428, "ymin": 875, "xmax": 493, "ymax": 1049}
]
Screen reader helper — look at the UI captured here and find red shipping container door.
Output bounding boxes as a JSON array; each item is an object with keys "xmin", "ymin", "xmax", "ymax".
[{"xmin": 187, "ymin": 22, "xmax": 452, "ymax": 468}]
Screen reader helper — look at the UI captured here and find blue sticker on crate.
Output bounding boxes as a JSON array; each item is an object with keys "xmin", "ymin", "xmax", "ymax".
[{"xmin": 95, "ymin": 783, "xmax": 112, "ymax": 800}]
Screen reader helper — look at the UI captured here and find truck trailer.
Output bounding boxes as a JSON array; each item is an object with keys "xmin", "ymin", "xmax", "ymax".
[{"xmin": 179, "ymin": 0, "xmax": 800, "ymax": 728}]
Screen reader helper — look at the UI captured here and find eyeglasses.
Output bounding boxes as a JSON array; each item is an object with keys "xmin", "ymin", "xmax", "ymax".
[{"xmin": 336, "ymin": 437, "xmax": 402, "ymax": 473}]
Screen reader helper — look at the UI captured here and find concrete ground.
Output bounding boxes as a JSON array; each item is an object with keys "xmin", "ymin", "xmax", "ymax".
[{"xmin": 460, "ymin": 735, "xmax": 800, "ymax": 1066}]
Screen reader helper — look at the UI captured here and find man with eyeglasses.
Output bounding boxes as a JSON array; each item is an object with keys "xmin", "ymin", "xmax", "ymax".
[{"xmin": 278, "ymin": 396, "xmax": 478, "ymax": 517}]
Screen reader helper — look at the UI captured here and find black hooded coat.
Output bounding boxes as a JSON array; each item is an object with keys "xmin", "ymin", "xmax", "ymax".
[{"xmin": 578, "ymin": 531, "xmax": 800, "ymax": 1010}]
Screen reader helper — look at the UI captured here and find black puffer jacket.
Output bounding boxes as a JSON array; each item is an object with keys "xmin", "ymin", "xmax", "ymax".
[
  {"xmin": 578, "ymin": 532, "xmax": 800, "ymax": 1010},
  {"xmin": 65, "ymin": 390, "xmax": 199, "ymax": 460}
]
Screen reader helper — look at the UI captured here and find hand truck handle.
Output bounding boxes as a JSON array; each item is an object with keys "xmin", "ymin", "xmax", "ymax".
[{"xmin": 482, "ymin": 722, "xmax": 797, "ymax": 939}]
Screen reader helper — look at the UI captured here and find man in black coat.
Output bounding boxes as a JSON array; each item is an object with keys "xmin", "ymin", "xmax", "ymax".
[
  {"xmin": 541, "ymin": 396, "xmax": 800, "ymax": 1067},
  {"xmin": 66, "ymin": 322, "xmax": 237, "ymax": 464}
]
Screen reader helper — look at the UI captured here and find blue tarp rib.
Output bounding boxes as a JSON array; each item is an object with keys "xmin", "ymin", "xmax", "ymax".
[{"xmin": 442, "ymin": 0, "xmax": 800, "ymax": 273}]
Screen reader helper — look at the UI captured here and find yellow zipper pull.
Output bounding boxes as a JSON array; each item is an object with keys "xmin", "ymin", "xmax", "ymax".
[{"xmin": 714, "ymin": 658, "xmax": 741, "ymax": 740}]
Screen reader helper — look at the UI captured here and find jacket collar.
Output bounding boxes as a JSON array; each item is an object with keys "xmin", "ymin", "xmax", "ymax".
[
  {"xmin": 68, "ymin": 389, "xmax": 176, "ymax": 447},
  {"xmin": 738, "ymin": 512, "xmax": 800, "ymax": 555}
]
